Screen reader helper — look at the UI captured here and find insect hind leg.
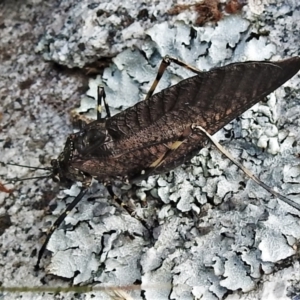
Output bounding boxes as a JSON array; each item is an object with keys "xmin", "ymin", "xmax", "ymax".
[
  {"xmin": 145, "ymin": 55, "xmax": 202, "ymax": 100},
  {"xmin": 191, "ymin": 124, "xmax": 300, "ymax": 212}
]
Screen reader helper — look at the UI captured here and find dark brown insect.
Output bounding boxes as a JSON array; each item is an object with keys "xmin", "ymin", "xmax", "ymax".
[{"xmin": 35, "ymin": 56, "xmax": 300, "ymax": 269}]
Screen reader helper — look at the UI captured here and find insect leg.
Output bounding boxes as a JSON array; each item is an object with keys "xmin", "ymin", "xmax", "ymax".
[
  {"xmin": 97, "ymin": 85, "xmax": 111, "ymax": 120},
  {"xmin": 106, "ymin": 185, "xmax": 151, "ymax": 231},
  {"xmin": 145, "ymin": 55, "xmax": 202, "ymax": 100},
  {"xmin": 192, "ymin": 124, "xmax": 300, "ymax": 211},
  {"xmin": 72, "ymin": 86, "xmax": 111, "ymax": 127},
  {"xmin": 144, "ymin": 57, "xmax": 171, "ymax": 101},
  {"xmin": 166, "ymin": 56, "xmax": 202, "ymax": 74},
  {"xmin": 35, "ymin": 187, "xmax": 88, "ymax": 270}
]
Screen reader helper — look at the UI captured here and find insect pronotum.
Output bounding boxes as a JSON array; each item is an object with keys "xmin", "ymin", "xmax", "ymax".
[{"xmin": 6, "ymin": 55, "xmax": 300, "ymax": 269}]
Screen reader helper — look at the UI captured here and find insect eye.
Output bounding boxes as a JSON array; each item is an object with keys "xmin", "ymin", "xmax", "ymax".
[
  {"xmin": 85, "ymin": 129, "xmax": 106, "ymax": 144},
  {"xmin": 50, "ymin": 159, "xmax": 58, "ymax": 167}
]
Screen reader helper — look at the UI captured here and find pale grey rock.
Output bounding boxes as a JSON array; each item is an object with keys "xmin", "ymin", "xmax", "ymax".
[{"xmin": 2, "ymin": 1, "xmax": 300, "ymax": 300}]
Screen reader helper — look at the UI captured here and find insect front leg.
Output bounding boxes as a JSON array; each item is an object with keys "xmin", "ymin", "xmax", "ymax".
[
  {"xmin": 97, "ymin": 85, "xmax": 111, "ymax": 120},
  {"xmin": 35, "ymin": 187, "xmax": 88, "ymax": 270},
  {"xmin": 145, "ymin": 55, "xmax": 202, "ymax": 100},
  {"xmin": 71, "ymin": 85, "xmax": 111, "ymax": 128}
]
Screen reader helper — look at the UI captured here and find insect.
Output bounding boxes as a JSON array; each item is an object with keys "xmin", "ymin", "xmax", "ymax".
[{"xmin": 14, "ymin": 55, "xmax": 300, "ymax": 269}]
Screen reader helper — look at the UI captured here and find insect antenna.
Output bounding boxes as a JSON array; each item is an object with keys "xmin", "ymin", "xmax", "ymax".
[
  {"xmin": 0, "ymin": 162, "xmax": 52, "ymax": 195},
  {"xmin": 5, "ymin": 162, "xmax": 52, "ymax": 170},
  {"xmin": 35, "ymin": 187, "xmax": 88, "ymax": 270},
  {"xmin": 6, "ymin": 175, "xmax": 53, "ymax": 182},
  {"xmin": 2, "ymin": 162, "xmax": 52, "ymax": 185}
]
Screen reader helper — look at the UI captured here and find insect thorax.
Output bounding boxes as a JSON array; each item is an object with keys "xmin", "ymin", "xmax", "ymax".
[{"xmin": 51, "ymin": 120, "xmax": 116, "ymax": 186}]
